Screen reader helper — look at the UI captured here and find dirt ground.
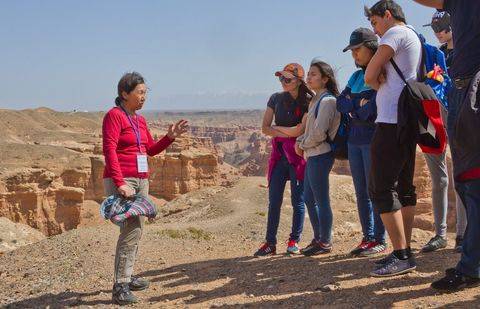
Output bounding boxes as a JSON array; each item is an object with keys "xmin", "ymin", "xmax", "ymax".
[{"xmin": 1, "ymin": 176, "xmax": 479, "ymax": 308}]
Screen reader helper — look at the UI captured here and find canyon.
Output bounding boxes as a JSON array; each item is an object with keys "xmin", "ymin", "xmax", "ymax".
[{"xmin": 0, "ymin": 107, "xmax": 458, "ymax": 242}]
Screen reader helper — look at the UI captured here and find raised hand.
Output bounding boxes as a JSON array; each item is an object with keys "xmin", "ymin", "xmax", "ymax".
[{"xmin": 167, "ymin": 119, "xmax": 189, "ymax": 139}]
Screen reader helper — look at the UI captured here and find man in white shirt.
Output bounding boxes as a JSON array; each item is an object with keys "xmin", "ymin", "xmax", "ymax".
[{"xmin": 364, "ymin": 0, "xmax": 422, "ymax": 277}]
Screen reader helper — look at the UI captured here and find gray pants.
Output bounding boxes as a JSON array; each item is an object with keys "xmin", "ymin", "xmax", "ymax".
[
  {"xmin": 448, "ymin": 167, "xmax": 468, "ymax": 238},
  {"xmin": 424, "ymin": 152, "xmax": 449, "ymax": 237},
  {"xmin": 104, "ymin": 177, "xmax": 149, "ymax": 284}
]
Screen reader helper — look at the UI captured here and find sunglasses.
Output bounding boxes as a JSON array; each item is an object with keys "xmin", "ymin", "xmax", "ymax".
[{"xmin": 279, "ymin": 76, "xmax": 296, "ymax": 84}]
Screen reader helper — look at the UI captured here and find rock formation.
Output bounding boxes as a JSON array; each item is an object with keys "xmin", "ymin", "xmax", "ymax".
[
  {"xmin": 0, "ymin": 168, "xmax": 84, "ymax": 236},
  {"xmin": 0, "ymin": 108, "xmax": 226, "ymax": 237},
  {"xmin": 149, "ymin": 136, "xmax": 221, "ymax": 200}
]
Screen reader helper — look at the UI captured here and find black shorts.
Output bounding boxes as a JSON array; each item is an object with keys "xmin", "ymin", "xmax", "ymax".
[{"xmin": 369, "ymin": 123, "xmax": 417, "ymax": 214}]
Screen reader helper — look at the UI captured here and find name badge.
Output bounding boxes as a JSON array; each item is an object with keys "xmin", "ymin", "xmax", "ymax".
[{"xmin": 137, "ymin": 154, "xmax": 148, "ymax": 173}]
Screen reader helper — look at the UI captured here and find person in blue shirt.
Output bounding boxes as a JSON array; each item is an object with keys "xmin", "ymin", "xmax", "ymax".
[{"xmin": 337, "ymin": 28, "xmax": 386, "ymax": 257}]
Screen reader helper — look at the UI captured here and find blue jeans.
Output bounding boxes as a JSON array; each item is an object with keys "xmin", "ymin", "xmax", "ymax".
[
  {"xmin": 266, "ymin": 154, "xmax": 305, "ymax": 245},
  {"xmin": 304, "ymin": 152, "xmax": 335, "ymax": 244},
  {"xmin": 348, "ymin": 143, "xmax": 386, "ymax": 243},
  {"xmin": 456, "ymin": 178, "xmax": 480, "ymax": 278}
]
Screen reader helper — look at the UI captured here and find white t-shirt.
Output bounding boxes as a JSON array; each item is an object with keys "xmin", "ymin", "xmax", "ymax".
[{"xmin": 376, "ymin": 25, "xmax": 422, "ymax": 124}]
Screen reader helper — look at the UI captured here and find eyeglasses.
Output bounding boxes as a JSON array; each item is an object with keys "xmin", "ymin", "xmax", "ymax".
[
  {"xmin": 134, "ymin": 88, "xmax": 150, "ymax": 96},
  {"xmin": 279, "ymin": 76, "xmax": 295, "ymax": 84}
]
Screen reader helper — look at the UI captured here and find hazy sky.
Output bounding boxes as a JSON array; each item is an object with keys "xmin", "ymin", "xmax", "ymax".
[{"xmin": 0, "ymin": 0, "xmax": 438, "ymax": 111}]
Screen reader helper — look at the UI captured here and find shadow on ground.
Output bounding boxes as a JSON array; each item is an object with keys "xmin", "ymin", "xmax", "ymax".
[{"xmin": 5, "ymin": 248, "xmax": 477, "ymax": 308}]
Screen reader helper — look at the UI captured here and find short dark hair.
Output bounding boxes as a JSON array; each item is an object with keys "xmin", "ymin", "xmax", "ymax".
[
  {"xmin": 115, "ymin": 71, "xmax": 145, "ymax": 106},
  {"xmin": 363, "ymin": 40, "xmax": 378, "ymax": 53},
  {"xmin": 364, "ymin": 0, "xmax": 406, "ymax": 23}
]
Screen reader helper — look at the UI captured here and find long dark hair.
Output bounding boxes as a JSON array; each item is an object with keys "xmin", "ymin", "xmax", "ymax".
[
  {"xmin": 115, "ymin": 72, "xmax": 145, "ymax": 106},
  {"xmin": 310, "ymin": 61, "xmax": 340, "ymax": 97},
  {"xmin": 297, "ymin": 81, "xmax": 315, "ymax": 110}
]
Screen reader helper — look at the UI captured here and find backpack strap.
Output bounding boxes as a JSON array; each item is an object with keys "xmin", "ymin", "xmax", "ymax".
[
  {"xmin": 314, "ymin": 92, "xmax": 335, "ymax": 118},
  {"xmin": 389, "ymin": 30, "xmax": 426, "ymax": 93}
]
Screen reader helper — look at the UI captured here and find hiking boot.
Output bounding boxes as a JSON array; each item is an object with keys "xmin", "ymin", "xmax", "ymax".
[
  {"xmin": 431, "ymin": 268, "xmax": 480, "ymax": 292},
  {"xmin": 421, "ymin": 235, "xmax": 447, "ymax": 253},
  {"xmin": 301, "ymin": 240, "xmax": 332, "ymax": 256},
  {"xmin": 359, "ymin": 241, "xmax": 387, "ymax": 257},
  {"xmin": 455, "ymin": 236, "xmax": 463, "ymax": 253},
  {"xmin": 370, "ymin": 255, "xmax": 416, "ymax": 277},
  {"xmin": 350, "ymin": 238, "xmax": 370, "ymax": 256},
  {"xmin": 286, "ymin": 239, "xmax": 300, "ymax": 255},
  {"xmin": 112, "ymin": 283, "xmax": 138, "ymax": 305},
  {"xmin": 129, "ymin": 276, "xmax": 150, "ymax": 291},
  {"xmin": 254, "ymin": 243, "xmax": 276, "ymax": 257}
]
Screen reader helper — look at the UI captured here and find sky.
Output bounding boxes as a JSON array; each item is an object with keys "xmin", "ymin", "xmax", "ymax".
[{"xmin": 0, "ymin": 0, "xmax": 439, "ymax": 112}]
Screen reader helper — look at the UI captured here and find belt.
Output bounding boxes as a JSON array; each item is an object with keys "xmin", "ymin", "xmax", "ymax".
[{"xmin": 453, "ymin": 77, "xmax": 473, "ymax": 89}]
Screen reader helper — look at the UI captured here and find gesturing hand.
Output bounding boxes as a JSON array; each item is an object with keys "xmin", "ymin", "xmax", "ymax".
[{"xmin": 167, "ymin": 119, "xmax": 189, "ymax": 139}]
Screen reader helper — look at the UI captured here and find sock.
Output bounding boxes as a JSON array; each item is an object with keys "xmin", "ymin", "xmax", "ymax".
[
  {"xmin": 393, "ymin": 249, "xmax": 409, "ymax": 260},
  {"xmin": 406, "ymin": 246, "xmax": 412, "ymax": 257}
]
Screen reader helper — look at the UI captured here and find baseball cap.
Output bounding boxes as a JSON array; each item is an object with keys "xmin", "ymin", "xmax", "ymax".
[
  {"xmin": 423, "ymin": 11, "xmax": 451, "ymax": 33},
  {"xmin": 275, "ymin": 63, "xmax": 305, "ymax": 80},
  {"xmin": 343, "ymin": 28, "xmax": 378, "ymax": 53}
]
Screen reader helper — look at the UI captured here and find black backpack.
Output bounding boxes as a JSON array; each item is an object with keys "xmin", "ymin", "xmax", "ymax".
[{"xmin": 391, "ymin": 59, "xmax": 448, "ymax": 155}]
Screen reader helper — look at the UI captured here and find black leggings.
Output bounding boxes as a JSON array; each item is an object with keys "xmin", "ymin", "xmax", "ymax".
[{"xmin": 369, "ymin": 123, "xmax": 417, "ymax": 214}]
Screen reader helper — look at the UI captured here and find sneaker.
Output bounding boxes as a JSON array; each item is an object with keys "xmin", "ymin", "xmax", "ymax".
[
  {"xmin": 370, "ymin": 255, "xmax": 416, "ymax": 277},
  {"xmin": 254, "ymin": 243, "xmax": 276, "ymax": 257},
  {"xmin": 359, "ymin": 241, "xmax": 387, "ymax": 257},
  {"xmin": 431, "ymin": 268, "xmax": 480, "ymax": 292},
  {"xmin": 455, "ymin": 236, "xmax": 463, "ymax": 253},
  {"xmin": 350, "ymin": 238, "xmax": 370, "ymax": 256},
  {"xmin": 129, "ymin": 276, "xmax": 150, "ymax": 291},
  {"xmin": 421, "ymin": 235, "xmax": 447, "ymax": 253},
  {"xmin": 301, "ymin": 240, "xmax": 332, "ymax": 256},
  {"xmin": 300, "ymin": 240, "xmax": 316, "ymax": 254},
  {"xmin": 408, "ymin": 254, "xmax": 417, "ymax": 269},
  {"xmin": 374, "ymin": 253, "xmax": 394, "ymax": 265},
  {"xmin": 112, "ymin": 283, "xmax": 138, "ymax": 305},
  {"xmin": 286, "ymin": 239, "xmax": 300, "ymax": 255}
]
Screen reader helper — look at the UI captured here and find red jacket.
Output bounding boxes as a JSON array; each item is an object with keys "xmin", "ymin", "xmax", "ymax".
[{"xmin": 102, "ymin": 107, "xmax": 173, "ymax": 187}]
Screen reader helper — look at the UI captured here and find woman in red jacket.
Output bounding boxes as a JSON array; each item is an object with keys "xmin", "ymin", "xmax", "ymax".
[{"xmin": 103, "ymin": 72, "xmax": 188, "ymax": 305}]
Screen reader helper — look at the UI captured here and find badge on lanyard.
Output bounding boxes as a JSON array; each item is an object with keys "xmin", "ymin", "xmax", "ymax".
[
  {"xmin": 121, "ymin": 106, "xmax": 149, "ymax": 173},
  {"xmin": 137, "ymin": 154, "xmax": 148, "ymax": 173}
]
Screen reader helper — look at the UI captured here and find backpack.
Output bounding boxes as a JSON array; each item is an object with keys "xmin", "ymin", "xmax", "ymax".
[
  {"xmin": 391, "ymin": 31, "xmax": 448, "ymax": 155},
  {"xmin": 314, "ymin": 92, "xmax": 349, "ymax": 160},
  {"xmin": 418, "ymin": 33, "xmax": 452, "ymax": 110}
]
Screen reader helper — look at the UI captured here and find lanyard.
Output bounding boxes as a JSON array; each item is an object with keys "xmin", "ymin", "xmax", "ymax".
[{"xmin": 120, "ymin": 106, "xmax": 142, "ymax": 151}]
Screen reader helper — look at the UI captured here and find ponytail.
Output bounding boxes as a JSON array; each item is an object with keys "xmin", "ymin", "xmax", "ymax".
[{"xmin": 115, "ymin": 97, "xmax": 122, "ymax": 106}]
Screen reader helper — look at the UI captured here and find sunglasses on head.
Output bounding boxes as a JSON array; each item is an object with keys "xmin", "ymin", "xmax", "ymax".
[{"xmin": 279, "ymin": 76, "xmax": 295, "ymax": 84}]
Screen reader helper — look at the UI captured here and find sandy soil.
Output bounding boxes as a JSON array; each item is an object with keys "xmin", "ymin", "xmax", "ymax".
[{"xmin": 1, "ymin": 176, "xmax": 479, "ymax": 308}]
